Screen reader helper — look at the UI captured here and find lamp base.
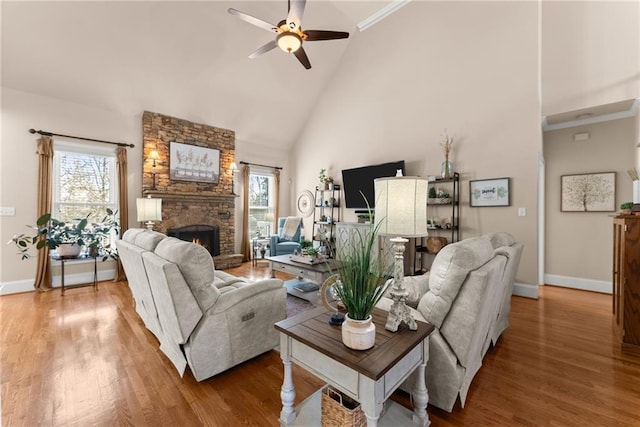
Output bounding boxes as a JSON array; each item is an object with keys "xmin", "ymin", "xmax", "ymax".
[
  {"xmin": 145, "ymin": 221, "xmax": 155, "ymax": 230},
  {"xmin": 385, "ymin": 237, "xmax": 418, "ymax": 332}
]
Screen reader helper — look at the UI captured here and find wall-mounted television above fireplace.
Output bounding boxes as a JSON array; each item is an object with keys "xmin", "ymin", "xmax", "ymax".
[{"xmin": 341, "ymin": 160, "xmax": 405, "ymax": 210}]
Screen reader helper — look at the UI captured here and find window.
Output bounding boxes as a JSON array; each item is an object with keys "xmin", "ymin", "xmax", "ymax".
[
  {"xmin": 249, "ymin": 168, "xmax": 275, "ymax": 237},
  {"xmin": 53, "ymin": 140, "xmax": 118, "ymax": 225}
]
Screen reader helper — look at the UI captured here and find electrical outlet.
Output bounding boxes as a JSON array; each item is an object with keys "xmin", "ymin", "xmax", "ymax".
[
  {"xmin": 0, "ymin": 207, "xmax": 15, "ymax": 216},
  {"xmin": 518, "ymin": 207, "xmax": 526, "ymax": 217}
]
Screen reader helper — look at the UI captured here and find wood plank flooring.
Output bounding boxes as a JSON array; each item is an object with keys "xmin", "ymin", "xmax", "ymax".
[{"xmin": 1, "ymin": 262, "xmax": 639, "ymax": 426}]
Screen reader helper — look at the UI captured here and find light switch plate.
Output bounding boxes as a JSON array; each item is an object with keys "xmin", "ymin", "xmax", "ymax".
[
  {"xmin": 0, "ymin": 207, "xmax": 16, "ymax": 216},
  {"xmin": 518, "ymin": 207, "xmax": 526, "ymax": 217}
]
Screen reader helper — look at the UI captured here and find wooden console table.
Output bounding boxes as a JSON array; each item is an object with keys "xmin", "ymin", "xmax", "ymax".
[{"xmin": 275, "ymin": 307, "xmax": 435, "ymax": 426}]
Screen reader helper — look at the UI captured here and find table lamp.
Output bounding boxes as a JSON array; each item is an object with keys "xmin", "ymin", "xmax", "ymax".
[
  {"xmin": 374, "ymin": 176, "xmax": 429, "ymax": 332},
  {"xmin": 136, "ymin": 196, "xmax": 162, "ymax": 230}
]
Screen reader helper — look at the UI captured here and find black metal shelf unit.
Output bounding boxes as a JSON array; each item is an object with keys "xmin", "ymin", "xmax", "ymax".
[{"xmin": 312, "ymin": 184, "xmax": 341, "ymax": 258}]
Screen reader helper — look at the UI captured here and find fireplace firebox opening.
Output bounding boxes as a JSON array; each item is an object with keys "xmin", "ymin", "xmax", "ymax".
[{"xmin": 167, "ymin": 224, "xmax": 220, "ymax": 257}]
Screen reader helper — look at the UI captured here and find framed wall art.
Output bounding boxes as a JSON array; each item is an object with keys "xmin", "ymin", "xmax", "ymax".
[
  {"xmin": 169, "ymin": 142, "xmax": 220, "ymax": 184},
  {"xmin": 561, "ymin": 172, "xmax": 615, "ymax": 212},
  {"xmin": 470, "ymin": 177, "xmax": 510, "ymax": 207}
]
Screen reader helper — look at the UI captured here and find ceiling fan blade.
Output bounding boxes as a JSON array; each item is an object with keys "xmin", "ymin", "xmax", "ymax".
[
  {"xmin": 293, "ymin": 46, "xmax": 311, "ymax": 70},
  {"xmin": 286, "ymin": 0, "xmax": 306, "ymax": 31},
  {"xmin": 248, "ymin": 40, "xmax": 278, "ymax": 59},
  {"xmin": 228, "ymin": 8, "xmax": 277, "ymax": 33},
  {"xmin": 304, "ymin": 30, "xmax": 350, "ymax": 41}
]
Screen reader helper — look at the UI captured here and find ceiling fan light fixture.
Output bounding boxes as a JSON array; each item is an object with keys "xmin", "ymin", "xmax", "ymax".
[{"xmin": 277, "ymin": 32, "xmax": 302, "ymax": 53}]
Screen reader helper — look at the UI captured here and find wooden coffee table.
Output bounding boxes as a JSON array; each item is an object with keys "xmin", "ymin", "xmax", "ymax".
[
  {"xmin": 266, "ymin": 255, "xmax": 335, "ymax": 305},
  {"xmin": 275, "ymin": 307, "xmax": 435, "ymax": 426}
]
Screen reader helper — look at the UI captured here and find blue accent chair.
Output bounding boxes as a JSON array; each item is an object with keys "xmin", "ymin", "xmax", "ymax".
[{"xmin": 270, "ymin": 217, "xmax": 302, "ymax": 256}]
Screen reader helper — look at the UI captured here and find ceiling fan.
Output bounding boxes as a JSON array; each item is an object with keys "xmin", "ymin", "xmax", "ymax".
[{"xmin": 228, "ymin": 0, "xmax": 349, "ymax": 70}]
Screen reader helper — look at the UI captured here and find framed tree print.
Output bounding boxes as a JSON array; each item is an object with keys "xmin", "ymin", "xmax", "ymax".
[{"xmin": 561, "ymin": 172, "xmax": 615, "ymax": 212}]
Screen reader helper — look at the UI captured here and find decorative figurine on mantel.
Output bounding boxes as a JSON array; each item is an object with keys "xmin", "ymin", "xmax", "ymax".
[{"xmin": 441, "ymin": 130, "xmax": 454, "ymax": 179}]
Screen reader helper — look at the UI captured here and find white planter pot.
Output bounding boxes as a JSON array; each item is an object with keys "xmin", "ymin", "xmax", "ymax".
[
  {"xmin": 57, "ymin": 243, "xmax": 81, "ymax": 257},
  {"xmin": 341, "ymin": 314, "xmax": 376, "ymax": 350}
]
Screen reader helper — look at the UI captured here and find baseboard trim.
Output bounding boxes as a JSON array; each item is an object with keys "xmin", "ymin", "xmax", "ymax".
[
  {"xmin": 513, "ymin": 282, "xmax": 538, "ymax": 299},
  {"xmin": 1, "ymin": 269, "xmax": 116, "ymax": 296},
  {"xmin": 543, "ymin": 274, "xmax": 611, "ymax": 294}
]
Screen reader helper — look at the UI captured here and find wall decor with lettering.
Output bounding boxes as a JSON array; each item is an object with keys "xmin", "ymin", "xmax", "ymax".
[{"xmin": 470, "ymin": 177, "xmax": 510, "ymax": 207}]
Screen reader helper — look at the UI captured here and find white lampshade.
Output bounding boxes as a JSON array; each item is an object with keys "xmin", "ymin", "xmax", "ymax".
[
  {"xmin": 229, "ymin": 161, "xmax": 239, "ymax": 173},
  {"xmin": 136, "ymin": 197, "xmax": 162, "ymax": 222},
  {"xmin": 374, "ymin": 177, "xmax": 429, "ymax": 237}
]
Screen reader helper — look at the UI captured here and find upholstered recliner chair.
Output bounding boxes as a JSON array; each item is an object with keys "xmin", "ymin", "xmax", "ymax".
[
  {"xmin": 117, "ymin": 230, "xmax": 287, "ymax": 381},
  {"xmin": 270, "ymin": 217, "xmax": 302, "ymax": 256}
]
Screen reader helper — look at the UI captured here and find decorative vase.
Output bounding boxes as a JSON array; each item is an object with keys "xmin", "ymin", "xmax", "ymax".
[
  {"xmin": 57, "ymin": 243, "xmax": 81, "ymax": 257},
  {"xmin": 341, "ymin": 314, "xmax": 376, "ymax": 350},
  {"xmin": 441, "ymin": 156, "xmax": 453, "ymax": 179}
]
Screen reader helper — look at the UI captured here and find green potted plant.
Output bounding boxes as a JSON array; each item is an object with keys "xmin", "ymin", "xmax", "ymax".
[
  {"xmin": 620, "ymin": 202, "xmax": 633, "ymax": 214},
  {"xmin": 326, "ymin": 210, "xmax": 393, "ymax": 350},
  {"xmin": 84, "ymin": 209, "xmax": 120, "ymax": 261},
  {"xmin": 319, "ymin": 168, "xmax": 328, "ymax": 190},
  {"xmin": 319, "ymin": 168, "xmax": 334, "ymax": 190},
  {"xmin": 9, "ymin": 209, "xmax": 119, "ymax": 260}
]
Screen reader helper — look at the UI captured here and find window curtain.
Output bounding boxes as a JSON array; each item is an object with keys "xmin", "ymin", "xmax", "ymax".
[
  {"xmin": 241, "ymin": 164, "xmax": 251, "ymax": 262},
  {"xmin": 34, "ymin": 136, "xmax": 53, "ymax": 292},
  {"xmin": 114, "ymin": 147, "xmax": 128, "ymax": 282},
  {"xmin": 273, "ymin": 169, "xmax": 281, "ymax": 234}
]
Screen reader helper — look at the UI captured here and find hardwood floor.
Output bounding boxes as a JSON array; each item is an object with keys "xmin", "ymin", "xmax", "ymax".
[{"xmin": 1, "ymin": 263, "xmax": 639, "ymax": 426}]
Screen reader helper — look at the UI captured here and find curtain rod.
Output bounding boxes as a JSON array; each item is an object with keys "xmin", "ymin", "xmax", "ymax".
[
  {"xmin": 28, "ymin": 129, "xmax": 134, "ymax": 148},
  {"xmin": 239, "ymin": 161, "xmax": 282, "ymax": 170}
]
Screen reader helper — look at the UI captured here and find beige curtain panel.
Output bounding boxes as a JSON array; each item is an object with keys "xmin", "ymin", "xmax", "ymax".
[
  {"xmin": 241, "ymin": 164, "xmax": 251, "ymax": 262},
  {"xmin": 34, "ymin": 136, "xmax": 53, "ymax": 292},
  {"xmin": 274, "ymin": 169, "xmax": 280, "ymax": 233},
  {"xmin": 115, "ymin": 147, "xmax": 129, "ymax": 282}
]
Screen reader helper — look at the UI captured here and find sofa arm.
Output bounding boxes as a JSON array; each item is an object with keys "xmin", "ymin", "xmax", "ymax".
[
  {"xmin": 270, "ymin": 235, "xmax": 280, "ymax": 249},
  {"xmin": 212, "ymin": 279, "xmax": 284, "ymax": 314}
]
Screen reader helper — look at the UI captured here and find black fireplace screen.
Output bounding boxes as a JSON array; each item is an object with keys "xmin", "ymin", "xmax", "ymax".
[{"xmin": 167, "ymin": 224, "xmax": 220, "ymax": 257}]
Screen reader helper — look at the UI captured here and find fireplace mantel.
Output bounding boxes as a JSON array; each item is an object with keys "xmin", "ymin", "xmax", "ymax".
[{"xmin": 143, "ymin": 190, "xmax": 238, "ymax": 202}]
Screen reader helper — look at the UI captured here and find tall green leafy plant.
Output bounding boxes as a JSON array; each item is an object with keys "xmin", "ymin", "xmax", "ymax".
[{"xmin": 329, "ymin": 207, "xmax": 393, "ymax": 320}]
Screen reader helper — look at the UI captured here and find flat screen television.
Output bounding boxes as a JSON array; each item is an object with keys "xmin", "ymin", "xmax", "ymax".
[{"xmin": 341, "ymin": 160, "xmax": 406, "ymax": 210}]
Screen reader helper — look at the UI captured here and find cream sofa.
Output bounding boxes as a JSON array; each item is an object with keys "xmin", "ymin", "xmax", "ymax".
[
  {"xmin": 377, "ymin": 232, "xmax": 523, "ymax": 412},
  {"xmin": 117, "ymin": 228, "xmax": 287, "ymax": 381}
]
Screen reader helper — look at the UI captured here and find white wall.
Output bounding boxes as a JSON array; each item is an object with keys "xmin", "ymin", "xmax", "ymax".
[
  {"xmin": 542, "ymin": 1, "xmax": 640, "ymax": 116},
  {"xmin": 291, "ymin": 1, "xmax": 541, "ymax": 287},
  {"xmin": 544, "ymin": 117, "xmax": 636, "ymax": 292}
]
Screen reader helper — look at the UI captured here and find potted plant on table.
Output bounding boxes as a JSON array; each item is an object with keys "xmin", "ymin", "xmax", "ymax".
[
  {"xmin": 325, "ymin": 210, "xmax": 393, "ymax": 350},
  {"xmin": 620, "ymin": 202, "xmax": 634, "ymax": 215},
  {"xmin": 9, "ymin": 209, "xmax": 119, "ymax": 261}
]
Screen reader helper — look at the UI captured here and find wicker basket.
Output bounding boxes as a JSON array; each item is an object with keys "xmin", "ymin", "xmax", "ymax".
[
  {"xmin": 321, "ymin": 386, "xmax": 366, "ymax": 427},
  {"xmin": 426, "ymin": 236, "xmax": 448, "ymax": 254}
]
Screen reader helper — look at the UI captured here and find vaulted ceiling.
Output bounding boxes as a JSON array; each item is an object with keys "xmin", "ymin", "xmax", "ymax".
[{"xmin": 1, "ymin": 1, "xmax": 400, "ymax": 149}]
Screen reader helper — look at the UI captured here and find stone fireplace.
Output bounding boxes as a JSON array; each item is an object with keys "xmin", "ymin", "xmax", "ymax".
[{"xmin": 141, "ymin": 111, "xmax": 242, "ymax": 268}]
